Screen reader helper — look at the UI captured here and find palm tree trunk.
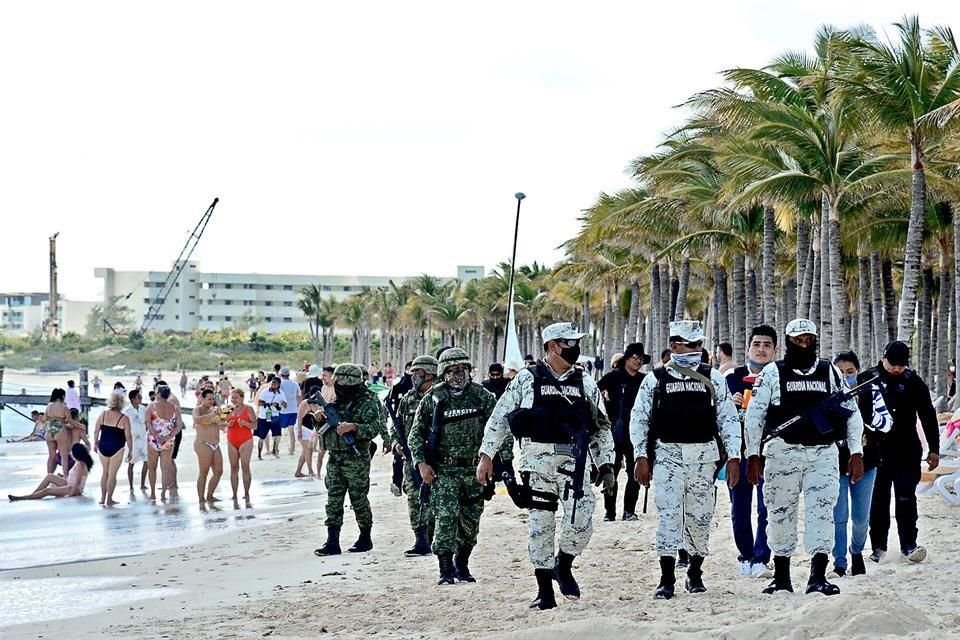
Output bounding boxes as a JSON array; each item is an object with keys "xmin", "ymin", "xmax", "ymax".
[
  {"xmin": 919, "ymin": 267, "xmax": 934, "ymax": 383},
  {"xmin": 796, "ymin": 218, "xmax": 810, "ymax": 311},
  {"xmin": 881, "ymin": 258, "xmax": 898, "ymax": 343},
  {"xmin": 650, "ymin": 264, "xmax": 662, "ymax": 351},
  {"xmin": 783, "ymin": 277, "xmax": 796, "ymax": 330},
  {"xmin": 675, "ymin": 258, "xmax": 690, "ymax": 322},
  {"xmin": 763, "ymin": 205, "xmax": 777, "ymax": 324},
  {"xmin": 745, "ymin": 255, "xmax": 758, "ymax": 349},
  {"xmin": 809, "ymin": 224, "xmax": 821, "ymax": 325},
  {"xmin": 827, "ymin": 202, "xmax": 848, "ymax": 356},
  {"xmin": 627, "ymin": 281, "xmax": 640, "ymax": 344},
  {"xmin": 897, "ymin": 152, "xmax": 928, "ymax": 342},
  {"xmin": 858, "ymin": 256, "xmax": 871, "ymax": 361},
  {"xmin": 613, "ymin": 283, "xmax": 624, "ymax": 349},
  {"xmin": 819, "ymin": 203, "xmax": 833, "ymax": 352},
  {"xmin": 711, "ymin": 273, "xmax": 721, "ymax": 349},
  {"xmin": 799, "ymin": 241, "xmax": 814, "ymax": 317},
  {"xmin": 870, "ymin": 253, "xmax": 884, "ymax": 361},
  {"xmin": 581, "ymin": 291, "xmax": 591, "ymax": 354},
  {"xmin": 603, "ymin": 287, "xmax": 614, "ymax": 370},
  {"xmin": 731, "ymin": 256, "xmax": 744, "ymax": 349},
  {"xmin": 935, "ymin": 254, "xmax": 950, "ymax": 399},
  {"xmin": 660, "ymin": 263, "xmax": 671, "ymax": 351}
]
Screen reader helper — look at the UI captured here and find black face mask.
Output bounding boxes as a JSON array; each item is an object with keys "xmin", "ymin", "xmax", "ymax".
[
  {"xmin": 334, "ymin": 383, "xmax": 359, "ymax": 400},
  {"xmin": 784, "ymin": 339, "xmax": 818, "ymax": 370},
  {"xmin": 559, "ymin": 344, "xmax": 581, "ymax": 366}
]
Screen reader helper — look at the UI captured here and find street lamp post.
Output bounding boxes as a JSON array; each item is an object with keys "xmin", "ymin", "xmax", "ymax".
[{"xmin": 504, "ymin": 192, "xmax": 526, "ymax": 360}]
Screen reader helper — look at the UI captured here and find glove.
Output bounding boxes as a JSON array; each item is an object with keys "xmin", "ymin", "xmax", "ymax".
[{"xmin": 595, "ymin": 463, "xmax": 616, "ymax": 495}]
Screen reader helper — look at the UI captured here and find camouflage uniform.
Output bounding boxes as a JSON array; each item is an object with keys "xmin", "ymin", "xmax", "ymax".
[
  {"xmin": 408, "ymin": 380, "xmax": 496, "ymax": 556},
  {"xmin": 480, "ymin": 363, "xmax": 614, "ymax": 570},
  {"xmin": 395, "ymin": 384, "xmax": 434, "ymax": 531},
  {"xmin": 315, "ymin": 364, "xmax": 386, "ymax": 557},
  {"xmin": 744, "ymin": 360, "xmax": 863, "ymax": 557},
  {"xmin": 629, "ymin": 365, "xmax": 741, "ymax": 557}
]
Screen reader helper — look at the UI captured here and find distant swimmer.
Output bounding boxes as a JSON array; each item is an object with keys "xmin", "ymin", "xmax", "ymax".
[{"xmin": 9, "ymin": 443, "xmax": 94, "ymax": 501}]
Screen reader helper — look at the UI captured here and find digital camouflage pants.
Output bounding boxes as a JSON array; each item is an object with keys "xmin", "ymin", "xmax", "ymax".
[
  {"xmin": 431, "ymin": 465, "xmax": 484, "ymax": 555},
  {"xmin": 527, "ymin": 455, "xmax": 596, "ymax": 569},
  {"xmin": 324, "ymin": 451, "xmax": 373, "ymax": 529}
]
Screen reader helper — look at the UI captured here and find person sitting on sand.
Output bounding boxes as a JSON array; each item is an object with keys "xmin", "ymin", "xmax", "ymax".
[
  {"xmin": 193, "ymin": 387, "xmax": 225, "ymax": 505},
  {"xmin": 9, "ymin": 443, "xmax": 94, "ymax": 501},
  {"xmin": 9, "ymin": 411, "xmax": 45, "ymax": 442}
]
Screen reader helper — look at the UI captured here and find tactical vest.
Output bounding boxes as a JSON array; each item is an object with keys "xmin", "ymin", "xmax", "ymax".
[
  {"xmin": 650, "ymin": 364, "xmax": 717, "ymax": 443},
  {"xmin": 431, "ymin": 384, "xmax": 489, "ymax": 463},
  {"xmin": 765, "ymin": 359, "xmax": 841, "ymax": 445},
  {"xmin": 524, "ymin": 363, "xmax": 592, "ymax": 443}
]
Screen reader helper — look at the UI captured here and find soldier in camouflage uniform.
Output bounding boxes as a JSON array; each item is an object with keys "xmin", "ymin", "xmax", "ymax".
[
  {"xmin": 314, "ymin": 363, "xmax": 387, "ymax": 557},
  {"xmin": 630, "ymin": 320, "xmax": 742, "ymax": 600},
  {"xmin": 744, "ymin": 318, "xmax": 864, "ymax": 595},
  {"xmin": 478, "ymin": 322, "xmax": 616, "ymax": 610},
  {"xmin": 392, "ymin": 355, "xmax": 439, "ymax": 557},
  {"xmin": 409, "ymin": 348, "xmax": 498, "ymax": 585}
]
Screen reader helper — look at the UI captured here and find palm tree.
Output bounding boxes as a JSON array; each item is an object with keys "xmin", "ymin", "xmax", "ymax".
[
  {"xmin": 297, "ymin": 284, "xmax": 324, "ymax": 365},
  {"xmin": 842, "ymin": 17, "xmax": 960, "ymax": 341}
]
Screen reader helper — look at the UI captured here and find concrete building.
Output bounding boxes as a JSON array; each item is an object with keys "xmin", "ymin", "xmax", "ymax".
[
  {"xmin": 94, "ymin": 263, "xmax": 484, "ymax": 334},
  {"xmin": 1, "ymin": 292, "xmax": 97, "ymax": 337}
]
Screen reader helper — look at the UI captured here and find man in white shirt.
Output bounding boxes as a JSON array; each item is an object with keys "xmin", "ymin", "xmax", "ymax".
[
  {"xmin": 256, "ymin": 376, "xmax": 287, "ymax": 459},
  {"xmin": 66, "ymin": 380, "xmax": 81, "ymax": 412},
  {"xmin": 123, "ymin": 388, "xmax": 149, "ymax": 491},
  {"xmin": 278, "ymin": 367, "xmax": 302, "ymax": 456}
]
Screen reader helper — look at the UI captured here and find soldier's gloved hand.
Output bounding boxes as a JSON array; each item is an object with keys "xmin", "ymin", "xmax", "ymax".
[
  {"xmin": 634, "ymin": 457, "xmax": 651, "ymax": 488},
  {"xmin": 595, "ymin": 463, "xmax": 616, "ymax": 495},
  {"xmin": 726, "ymin": 458, "xmax": 741, "ymax": 488},
  {"xmin": 848, "ymin": 453, "xmax": 864, "ymax": 483},
  {"xmin": 747, "ymin": 456, "xmax": 764, "ymax": 486}
]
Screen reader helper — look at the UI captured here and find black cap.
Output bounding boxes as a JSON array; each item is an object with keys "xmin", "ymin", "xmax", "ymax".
[
  {"xmin": 488, "ymin": 363, "xmax": 504, "ymax": 374},
  {"xmin": 624, "ymin": 342, "xmax": 651, "ymax": 364},
  {"xmin": 883, "ymin": 340, "xmax": 910, "ymax": 366}
]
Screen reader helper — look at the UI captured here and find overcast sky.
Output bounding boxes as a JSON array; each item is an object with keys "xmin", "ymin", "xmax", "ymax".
[{"xmin": 1, "ymin": 1, "xmax": 957, "ymax": 301}]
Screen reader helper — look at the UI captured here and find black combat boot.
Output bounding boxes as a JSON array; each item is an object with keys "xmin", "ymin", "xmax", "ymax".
[
  {"xmin": 850, "ymin": 553, "xmax": 866, "ymax": 576},
  {"xmin": 530, "ymin": 569, "xmax": 557, "ymax": 610},
  {"xmin": 348, "ymin": 527, "xmax": 373, "ymax": 553},
  {"xmin": 314, "ymin": 525, "xmax": 341, "ymax": 556},
  {"xmin": 762, "ymin": 555, "xmax": 794, "ymax": 594},
  {"xmin": 685, "ymin": 555, "xmax": 706, "ymax": 593},
  {"xmin": 655, "ymin": 556, "xmax": 676, "ymax": 600},
  {"xmin": 603, "ymin": 484, "xmax": 618, "ymax": 522},
  {"xmin": 437, "ymin": 552, "xmax": 456, "ymax": 585},
  {"xmin": 676, "ymin": 549, "xmax": 690, "ymax": 568},
  {"xmin": 806, "ymin": 553, "xmax": 840, "ymax": 595},
  {"xmin": 454, "ymin": 546, "xmax": 476, "ymax": 582},
  {"xmin": 404, "ymin": 527, "xmax": 432, "ymax": 557},
  {"xmin": 553, "ymin": 551, "xmax": 581, "ymax": 600}
]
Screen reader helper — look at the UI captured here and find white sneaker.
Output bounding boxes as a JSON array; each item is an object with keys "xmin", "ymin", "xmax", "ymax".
[
  {"xmin": 739, "ymin": 561, "xmax": 752, "ymax": 576},
  {"xmin": 751, "ymin": 562, "xmax": 772, "ymax": 578},
  {"xmin": 905, "ymin": 546, "xmax": 927, "ymax": 563}
]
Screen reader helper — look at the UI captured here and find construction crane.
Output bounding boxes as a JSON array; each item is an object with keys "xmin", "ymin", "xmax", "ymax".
[{"xmin": 140, "ymin": 198, "xmax": 219, "ymax": 333}]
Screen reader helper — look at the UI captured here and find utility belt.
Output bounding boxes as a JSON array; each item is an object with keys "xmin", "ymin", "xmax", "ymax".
[
  {"xmin": 437, "ymin": 455, "xmax": 479, "ymax": 468},
  {"xmin": 504, "ymin": 470, "xmax": 559, "ymax": 512}
]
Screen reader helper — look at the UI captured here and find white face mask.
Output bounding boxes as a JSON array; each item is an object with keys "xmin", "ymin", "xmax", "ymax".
[{"xmin": 671, "ymin": 352, "xmax": 702, "ymax": 369}]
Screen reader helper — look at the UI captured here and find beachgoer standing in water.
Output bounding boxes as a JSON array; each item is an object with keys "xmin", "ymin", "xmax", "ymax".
[
  {"xmin": 124, "ymin": 389, "xmax": 149, "ymax": 491},
  {"xmin": 226, "ymin": 388, "xmax": 256, "ymax": 505},
  {"xmin": 193, "ymin": 387, "xmax": 225, "ymax": 505},
  {"xmin": 93, "ymin": 391, "xmax": 132, "ymax": 505},
  {"xmin": 145, "ymin": 384, "xmax": 182, "ymax": 500}
]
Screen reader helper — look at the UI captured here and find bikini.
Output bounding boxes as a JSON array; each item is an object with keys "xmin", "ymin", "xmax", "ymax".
[
  {"xmin": 227, "ymin": 407, "xmax": 254, "ymax": 449},
  {"xmin": 98, "ymin": 414, "xmax": 126, "ymax": 457},
  {"xmin": 46, "ymin": 416, "xmax": 66, "ymax": 437}
]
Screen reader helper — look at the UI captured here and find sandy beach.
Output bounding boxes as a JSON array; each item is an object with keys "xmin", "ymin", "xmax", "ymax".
[{"xmin": 2, "ymin": 422, "xmax": 959, "ymax": 640}]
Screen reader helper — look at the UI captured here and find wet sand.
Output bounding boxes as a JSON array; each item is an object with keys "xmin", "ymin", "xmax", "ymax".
[{"xmin": 3, "ymin": 433, "xmax": 959, "ymax": 639}]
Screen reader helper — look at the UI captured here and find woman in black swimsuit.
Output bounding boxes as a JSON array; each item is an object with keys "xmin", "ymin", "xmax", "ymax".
[{"xmin": 94, "ymin": 391, "xmax": 132, "ymax": 506}]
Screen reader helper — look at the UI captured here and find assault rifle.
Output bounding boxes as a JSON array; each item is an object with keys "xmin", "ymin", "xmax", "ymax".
[
  {"xmin": 760, "ymin": 376, "xmax": 877, "ymax": 450},
  {"xmin": 304, "ymin": 390, "xmax": 360, "ymax": 456},
  {"xmin": 386, "ymin": 397, "xmax": 423, "ymax": 491},
  {"xmin": 418, "ymin": 396, "xmax": 446, "ymax": 512}
]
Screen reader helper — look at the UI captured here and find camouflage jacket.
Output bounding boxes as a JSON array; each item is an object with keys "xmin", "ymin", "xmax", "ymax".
[
  {"xmin": 392, "ymin": 385, "xmax": 427, "ymax": 450},
  {"xmin": 320, "ymin": 387, "xmax": 385, "ymax": 454},
  {"xmin": 409, "ymin": 381, "xmax": 497, "ymax": 468}
]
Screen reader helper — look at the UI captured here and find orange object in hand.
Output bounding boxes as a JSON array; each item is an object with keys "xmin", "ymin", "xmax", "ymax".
[{"xmin": 742, "ymin": 375, "xmax": 756, "ymax": 409}]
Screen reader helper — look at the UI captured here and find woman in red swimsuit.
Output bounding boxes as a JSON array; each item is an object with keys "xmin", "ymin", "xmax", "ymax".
[{"xmin": 226, "ymin": 388, "xmax": 256, "ymax": 505}]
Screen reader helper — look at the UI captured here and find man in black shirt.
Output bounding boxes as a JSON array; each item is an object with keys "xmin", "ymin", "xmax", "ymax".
[
  {"xmin": 866, "ymin": 341, "xmax": 940, "ymax": 563},
  {"xmin": 597, "ymin": 342, "xmax": 649, "ymax": 521},
  {"xmin": 481, "ymin": 363, "xmax": 509, "ymax": 400}
]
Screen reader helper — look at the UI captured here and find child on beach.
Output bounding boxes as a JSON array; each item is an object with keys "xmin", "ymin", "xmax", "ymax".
[{"xmin": 9, "ymin": 443, "xmax": 95, "ymax": 501}]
